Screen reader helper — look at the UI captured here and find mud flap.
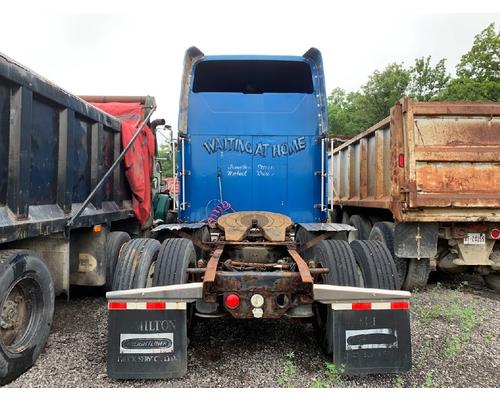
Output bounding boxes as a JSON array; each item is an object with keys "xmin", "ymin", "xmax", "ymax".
[
  {"xmin": 394, "ymin": 222, "xmax": 438, "ymax": 258},
  {"xmin": 331, "ymin": 302, "xmax": 411, "ymax": 375},
  {"xmin": 107, "ymin": 300, "xmax": 187, "ymax": 379}
]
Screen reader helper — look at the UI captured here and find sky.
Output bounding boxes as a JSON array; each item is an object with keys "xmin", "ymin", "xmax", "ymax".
[{"xmin": 0, "ymin": 1, "xmax": 499, "ymax": 143}]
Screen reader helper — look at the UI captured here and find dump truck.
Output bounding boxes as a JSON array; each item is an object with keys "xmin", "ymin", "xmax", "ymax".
[
  {"xmin": 330, "ymin": 97, "xmax": 500, "ymax": 291},
  {"xmin": 0, "ymin": 53, "xmax": 161, "ymax": 384},
  {"xmin": 105, "ymin": 47, "xmax": 412, "ymax": 380}
]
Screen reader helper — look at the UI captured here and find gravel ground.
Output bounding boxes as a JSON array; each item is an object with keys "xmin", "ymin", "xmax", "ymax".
[{"xmin": 6, "ymin": 274, "xmax": 500, "ymax": 388}]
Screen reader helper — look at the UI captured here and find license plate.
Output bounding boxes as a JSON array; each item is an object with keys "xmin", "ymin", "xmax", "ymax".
[{"xmin": 464, "ymin": 233, "xmax": 486, "ymax": 245}]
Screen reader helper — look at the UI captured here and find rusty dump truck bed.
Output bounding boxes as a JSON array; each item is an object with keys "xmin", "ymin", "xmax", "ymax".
[{"xmin": 331, "ymin": 97, "xmax": 500, "ymax": 222}]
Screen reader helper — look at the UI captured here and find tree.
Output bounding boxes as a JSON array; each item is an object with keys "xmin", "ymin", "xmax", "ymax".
[
  {"xmin": 327, "ymin": 88, "xmax": 371, "ymax": 136},
  {"xmin": 327, "ymin": 63, "xmax": 410, "ymax": 136},
  {"xmin": 440, "ymin": 23, "xmax": 500, "ymax": 101},
  {"xmin": 328, "ymin": 88, "xmax": 353, "ymax": 136},
  {"xmin": 157, "ymin": 143, "xmax": 173, "ymax": 178},
  {"xmin": 456, "ymin": 23, "xmax": 499, "ymax": 81},
  {"xmin": 407, "ymin": 56, "xmax": 450, "ymax": 101},
  {"xmin": 360, "ymin": 63, "xmax": 410, "ymax": 126},
  {"xmin": 327, "ymin": 22, "xmax": 499, "ymax": 137}
]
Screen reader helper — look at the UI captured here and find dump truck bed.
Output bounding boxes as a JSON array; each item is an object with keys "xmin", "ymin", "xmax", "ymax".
[
  {"xmin": 331, "ymin": 97, "xmax": 500, "ymax": 222},
  {"xmin": 0, "ymin": 53, "xmax": 134, "ymax": 244}
]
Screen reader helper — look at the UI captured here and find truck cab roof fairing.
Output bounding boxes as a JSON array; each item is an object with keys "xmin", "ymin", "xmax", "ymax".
[
  {"xmin": 178, "ymin": 46, "xmax": 204, "ymax": 135},
  {"xmin": 177, "ymin": 47, "xmax": 328, "ymax": 136},
  {"xmin": 302, "ymin": 48, "xmax": 328, "ymax": 136}
]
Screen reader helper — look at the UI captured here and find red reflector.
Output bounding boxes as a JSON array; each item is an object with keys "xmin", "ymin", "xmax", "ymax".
[
  {"xmin": 146, "ymin": 302, "xmax": 166, "ymax": 310},
  {"xmin": 225, "ymin": 294, "xmax": 240, "ymax": 308},
  {"xmin": 491, "ymin": 228, "xmax": 500, "ymax": 240},
  {"xmin": 391, "ymin": 301, "xmax": 409, "ymax": 310},
  {"xmin": 352, "ymin": 302, "xmax": 372, "ymax": 310},
  {"xmin": 108, "ymin": 302, "xmax": 127, "ymax": 310},
  {"xmin": 398, "ymin": 153, "xmax": 405, "ymax": 168}
]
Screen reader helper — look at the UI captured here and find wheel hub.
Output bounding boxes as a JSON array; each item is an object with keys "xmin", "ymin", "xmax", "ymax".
[
  {"xmin": 0, "ymin": 299, "xmax": 19, "ymax": 329},
  {"xmin": 0, "ymin": 286, "xmax": 29, "ymax": 349}
]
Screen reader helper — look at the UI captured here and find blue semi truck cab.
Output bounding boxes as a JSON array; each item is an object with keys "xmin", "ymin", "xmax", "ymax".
[
  {"xmin": 107, "ymin": 47, "xmax": 412, "ymax": 379},
  {"xmin": 177, "ymin": 47, "xmax": 328, "ymax": 223}
]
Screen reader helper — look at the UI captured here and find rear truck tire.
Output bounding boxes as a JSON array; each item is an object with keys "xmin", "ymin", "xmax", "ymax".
[
  {"xmin": 0, "ymin": 250, "xmax": 54, "ymax": 386},
  {"xmin": 131, "ymin": 240, "xmax": 162, "ymax": 289},
  {"xmin": 154, "ymin": 239, "xmax": 197, "ymax": 335},
  {"xmin": 192, "ymin": 226, "xmax": 211, "ymax": 261},
  {"xmin": 112, "ymin": 239, "xmax": 161, "ymax": 290},
  {"xmin": 105, "ymin": 231, "xmax": 131, "ymax": 290},
  {"xmin": 350, "ymin": 240, "xmax": 400, "ymax": 290},
  {"xmin": 483, "ymin": 273, "xmax": 500, "ymax": 292},
  {"xmin": 311, "ymin": 240, "xmax": 363, "ymax": 355},
  {"xmin": 402, "ymin": 258, "xmax": 431, "ymax": 291},
  {"xmin": 348, "ymin": 215, "xmax": 372, "ymax": 242},
  {"xmin": 153, "ymin": 238, "xmax": 196, "ymax": 286},
  {"xmin": 368, "ymin": 222, "xmax": 408, "ymax": 289}
]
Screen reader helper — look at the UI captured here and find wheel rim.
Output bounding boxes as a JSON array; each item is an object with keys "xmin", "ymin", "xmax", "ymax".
[{"xmin": 0, "ymin": 276, "xmax": 43, "ymax": 353}]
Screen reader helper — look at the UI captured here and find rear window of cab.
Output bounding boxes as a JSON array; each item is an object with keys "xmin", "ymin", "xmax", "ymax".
[{"xmin": 192, "ymin": 60, "xmax": 314, "ymax": 94}]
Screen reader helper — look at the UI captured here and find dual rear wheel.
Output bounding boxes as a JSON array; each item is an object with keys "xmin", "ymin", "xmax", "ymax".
[
  {"xmin": 310, "ymin": 238, "xmax": 398, "ymax": 355},
  {"xmin": 343, "ymin": 214, "xmax": 432, "ymax": 291},
  {"xmin": 368, "ymin": 221, "xmax": 430, "ymax": 291},
  {"xmin": 113, "ymin": 237, "xmax": 197, "ymax": 291},
  {"xmin": 112, "ymin": 236, "xmax": 198, "ymax": 333}
]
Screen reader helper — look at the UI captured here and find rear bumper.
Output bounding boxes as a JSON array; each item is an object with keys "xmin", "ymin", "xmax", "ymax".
[
  {"xmin": 107, "ymin": 283, "xmax": 412, "ymax": 377},
  {"xmin": 107, "ymin": 282, "xmax": 410, "ymax": 308}
]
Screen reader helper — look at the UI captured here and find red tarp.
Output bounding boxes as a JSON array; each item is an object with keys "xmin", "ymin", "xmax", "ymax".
[{"xmin": 91, "ymin": 102, "xmax": 155, "ymax": 226}]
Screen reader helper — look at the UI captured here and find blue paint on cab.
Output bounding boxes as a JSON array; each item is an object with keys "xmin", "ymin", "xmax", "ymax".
[{"xmin": 178, "ymin": 48, "xmax": 328, "ymax": 224}]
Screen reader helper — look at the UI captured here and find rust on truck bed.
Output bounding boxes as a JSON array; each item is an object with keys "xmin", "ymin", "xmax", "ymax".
[{"xmin": 332, "ymin": 97, "xmax": 500, "ymax": 222}]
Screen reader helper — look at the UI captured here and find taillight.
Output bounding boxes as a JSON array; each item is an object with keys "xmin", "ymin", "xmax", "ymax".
[
  {"xmin": 391, "ymin": 301, "xmax": 410, "ymax": 310},
  {"xmin": 108, "ymin": 302, "xmax": 127, "ymax": 310},
  {"xmin": 352, "ymin": 302, "xmax": 372, "ymax": 310},
  {"xmin": 491, "ymin": 228, "xmax": 500, "ymax": 240},
  {"xmin": 146, "ymin": 302, "xmax": 166, "ymax": 310},
  {"xmin": 225, "ymin": 294, "xmax": 240, "ymax": 309},
  {"xmin": 398, "ymin": 153, "xmax": 405, "ymax": 168}
]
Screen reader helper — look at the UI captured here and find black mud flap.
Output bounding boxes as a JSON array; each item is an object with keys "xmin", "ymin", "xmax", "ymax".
[
  {"xmin": 107, "ymin": 300, "xmax": 187, "ymax": 379},
  {"xmin": 331, "ymin": 302, "xmax": 411, "ymax": 375},
  {"xmin": 394, "ymin": 222, "xmax": 438, "ymax": 258}
]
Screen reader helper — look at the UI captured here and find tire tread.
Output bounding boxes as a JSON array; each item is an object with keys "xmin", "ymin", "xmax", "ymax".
[{"xmin": 350, "ymin": 240, "xmax": 400, "ymax": 290}]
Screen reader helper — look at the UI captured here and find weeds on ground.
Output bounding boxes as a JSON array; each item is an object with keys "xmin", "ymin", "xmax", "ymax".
[
  {"xmin": 278, "ymin": 351, "xmax": 297, "ymax": 388},
  {"xmin": 440, "ymin": 302, "xmax": 477, "ymax": 358},
  {"xmin": 414, "ymin": 284, "xmax": 479, "ymax": 359},
  {"xmin": 311, "ymin": 362, "xmax": 345, "ymax": 388},
  {"xmin": 394, "ymin": 376, "xmax": 406, "ymax": 388},
  {"xmin": 416, "ymin": 340, "xmax": 432, "ymax": 370},
  {"xmin": 422, "ymin": 371, "xmax": 434, "ymax": 388}
]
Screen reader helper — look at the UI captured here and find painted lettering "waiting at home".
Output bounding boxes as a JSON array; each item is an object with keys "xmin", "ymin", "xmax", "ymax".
[{"xmin": 202, "ymin": 136, "xmax": 307, "ymax": 158}]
